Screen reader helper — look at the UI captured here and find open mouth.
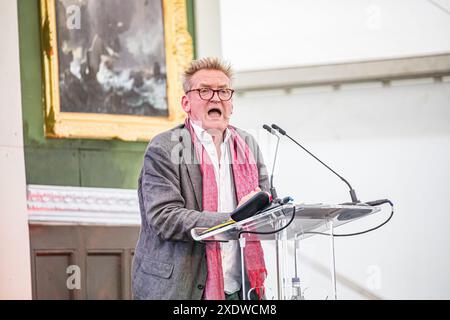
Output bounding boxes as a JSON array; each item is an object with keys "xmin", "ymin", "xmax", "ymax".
[{"xmin": 207, "ymin": 108, "xmax": 222, "ymax": 117}]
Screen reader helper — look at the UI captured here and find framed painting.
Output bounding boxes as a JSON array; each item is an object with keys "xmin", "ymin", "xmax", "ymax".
[{"xmin": 40, "ymin": 0, "xmax": 193, "ymax": 141}]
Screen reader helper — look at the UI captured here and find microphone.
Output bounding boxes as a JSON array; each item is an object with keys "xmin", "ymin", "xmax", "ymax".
[
  {"xmin": 271, "ymin": 123, "xmax": 359, "ymax": 204},
  {"xmin": 263, "ymin": 124, "xmax": 281, "ymax": 202},
  {"xmin": 230, "ymin": 191, "xmax": 272, "ymax": 221}
]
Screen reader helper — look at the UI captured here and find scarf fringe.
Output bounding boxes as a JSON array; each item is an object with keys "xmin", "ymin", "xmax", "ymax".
[{"xmin": 247, "ymin": 268, "xmax": 268, "ymax": 300}]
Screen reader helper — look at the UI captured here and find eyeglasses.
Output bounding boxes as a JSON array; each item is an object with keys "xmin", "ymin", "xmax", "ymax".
[{"xmin": 185, "ymin": 88, "xmax": 234, "ymax": 101}]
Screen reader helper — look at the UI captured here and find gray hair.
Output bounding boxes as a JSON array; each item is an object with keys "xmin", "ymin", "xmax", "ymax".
[{"xmin": 182, "ymin": 57, "xmax": 233, "ymax": 92}]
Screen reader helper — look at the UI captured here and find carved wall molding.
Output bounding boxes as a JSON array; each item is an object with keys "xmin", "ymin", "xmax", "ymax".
[{"xmin": 27, "ymin": 184, "xmax": 140, "ymax": 226}]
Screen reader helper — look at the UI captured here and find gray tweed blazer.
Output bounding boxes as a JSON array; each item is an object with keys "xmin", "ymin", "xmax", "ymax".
[{"xmin": 131, "ymin": 123, "xmax": 269, "ymax": 300}]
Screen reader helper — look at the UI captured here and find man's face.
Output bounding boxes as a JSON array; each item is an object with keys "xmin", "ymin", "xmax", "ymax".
[{"xmin": 181, "ymin": 69, "xmax": 233, "ymax": 134}]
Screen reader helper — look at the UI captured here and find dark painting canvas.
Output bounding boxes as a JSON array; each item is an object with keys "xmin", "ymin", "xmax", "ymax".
[{"xmin": 55, "ymin": 0, "xmax": 168, "ymax": 116}]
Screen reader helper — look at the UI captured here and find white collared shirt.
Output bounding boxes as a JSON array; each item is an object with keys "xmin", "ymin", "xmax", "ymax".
[{"xmin": 191, "ymin": 122, "xmax": 242, "ymax": 294}]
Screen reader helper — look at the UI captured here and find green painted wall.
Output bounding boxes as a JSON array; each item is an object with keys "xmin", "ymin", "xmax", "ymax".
[
  {"xmin": 17, "ymin": 0, "xmax": 196, "ymax": 189},
  {"xmin": 186, "ymin": 0, "xmax": 197, "ymax": 59}
]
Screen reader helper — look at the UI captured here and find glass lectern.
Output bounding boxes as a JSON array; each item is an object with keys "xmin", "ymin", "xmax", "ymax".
[{"xmin": 191, "ymin": 203, "xmax": 381, "ymax": 300}]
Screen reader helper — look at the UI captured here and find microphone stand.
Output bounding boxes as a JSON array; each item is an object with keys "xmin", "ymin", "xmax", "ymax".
[
  {"xmin": 270, "ymin": 131, "xmax": 280, "ymax": 202},
  {"xmin": 271, "ymin": 124, "xmax": 359, "ymax": 204},
  {"xmin": 263, "ymin": 124, "xmax": 281, "ymax": 203}
]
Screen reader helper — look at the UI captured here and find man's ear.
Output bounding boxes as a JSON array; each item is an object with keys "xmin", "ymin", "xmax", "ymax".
[{"xmin": 181, "ymin": 95, "xmax": 190, "ymax": 113}]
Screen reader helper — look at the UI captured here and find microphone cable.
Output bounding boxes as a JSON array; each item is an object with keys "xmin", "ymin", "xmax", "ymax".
[{"xmin": 238, "ymin": 201, "xmax": 296, "ymax": 238}]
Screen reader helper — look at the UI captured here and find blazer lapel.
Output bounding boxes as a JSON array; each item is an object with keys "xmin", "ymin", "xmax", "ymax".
[{"xmin": 179, "ymin": 127, "xmax": 203, "ymax": 211}]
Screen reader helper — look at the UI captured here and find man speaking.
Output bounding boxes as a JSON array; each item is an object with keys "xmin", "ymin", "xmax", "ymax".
[{"xmin": 132, "ymin": 57, "xmax": 269, "ymax": 300}]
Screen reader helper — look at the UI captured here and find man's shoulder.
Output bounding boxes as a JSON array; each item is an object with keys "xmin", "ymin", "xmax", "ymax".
[
  {"xmin": 233, "ymin": 126, "xmax": 258, "ymax": 145},
  {"xmin": 147, "ymin": 123, "xmax": 188, "ymax": 149}
]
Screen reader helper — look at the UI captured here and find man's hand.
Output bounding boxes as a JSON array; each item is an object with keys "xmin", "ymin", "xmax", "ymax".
[{"xmin": 237, "ymin": 187, "xmax": 261, "ymax": 208}]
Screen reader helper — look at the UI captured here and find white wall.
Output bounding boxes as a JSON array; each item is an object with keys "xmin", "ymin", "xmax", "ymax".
[
  {"xmin": 0, "ymin": 1, "xmax": 32, "ymax": 299},
  {"xmin": 194, "ymin": 0, "xmax": 222, "ymax": 58},
  {"xmin": 188, "ymin": 0, "xmax": 450, "ymax": 299},
  {"xmin": 231, "ymin": 77, "xmax": 450, "ymax": 299},
  {"xmin": 220, "ymin": 0, "xmax": 450, "ymax": 70}
]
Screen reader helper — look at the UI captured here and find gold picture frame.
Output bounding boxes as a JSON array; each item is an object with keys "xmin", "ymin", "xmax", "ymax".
[{"xmin": 40, "ymin": 0, "xmax": 192, "ymax": 141}]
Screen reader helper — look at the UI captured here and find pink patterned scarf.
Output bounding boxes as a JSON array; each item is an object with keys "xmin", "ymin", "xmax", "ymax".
[{"xmin": 185, "ymin": 118, "xmax": 267, "ymax": 300}]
